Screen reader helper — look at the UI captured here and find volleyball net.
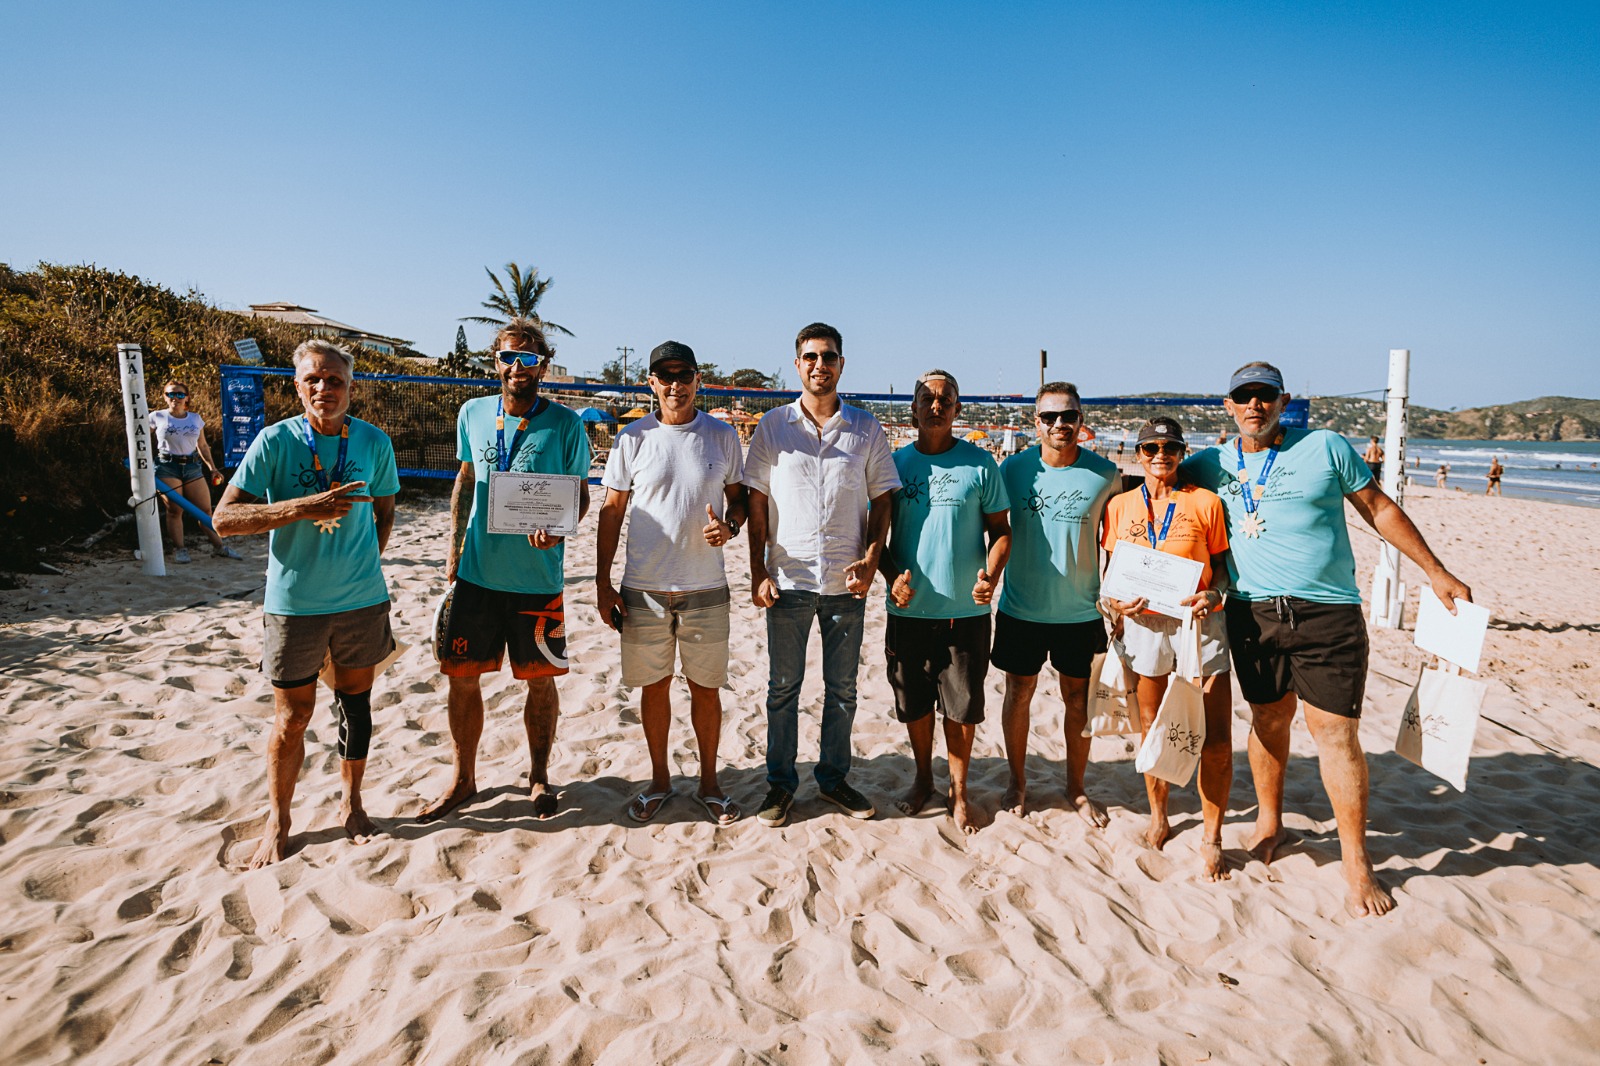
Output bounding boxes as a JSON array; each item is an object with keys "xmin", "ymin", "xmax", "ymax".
[{"xmin": 219, "ymin": 365, "xmax": 1309, "ymax": 478}]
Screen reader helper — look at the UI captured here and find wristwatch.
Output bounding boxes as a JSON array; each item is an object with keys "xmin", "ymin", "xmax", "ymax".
[{"xmin": 726, "ymin": 519, "xmax": 741, "ymax": 538}]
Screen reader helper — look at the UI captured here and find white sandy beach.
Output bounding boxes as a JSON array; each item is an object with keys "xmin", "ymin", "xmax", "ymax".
[{"xmin": 2, "ymin": 487, "xmax": 1598, "ymax": 1064}]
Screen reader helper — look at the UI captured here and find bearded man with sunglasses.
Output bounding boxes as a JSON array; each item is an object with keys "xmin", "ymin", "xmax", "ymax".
[
  {"xmin": 422, "ymin": 318, "xmax": 591, "ymax": 823},
  {"xmin": 992, "ymin": 381, "xmax": 1121, "ymax": 823},
  {"xmin": 744, "ymin": 322, "xmax": 901, "ymax": 828},
  {"xmin": 1183, "ymin": 361, "xmax": 1471, "ymax": 918}
]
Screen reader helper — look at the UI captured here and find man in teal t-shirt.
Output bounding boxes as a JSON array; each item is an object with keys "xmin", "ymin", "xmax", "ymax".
[
  {"xmin": 880, "ymin": 370, "xmax": 1010, "ymax": 834},
  {"xmin": 991, "ymin": 381, "xmax": 1120, "ymax": 823},
  {"xmin": 214, "ymin": 339, "xmax": 398, "ymax": 868},
  {"xmin": 422, "ymin": 318, "xmax": 591, "ymax": 825},
  {"xmin": 1182, "ymin": 360, "xmax": 1472, "ymax": 919}
]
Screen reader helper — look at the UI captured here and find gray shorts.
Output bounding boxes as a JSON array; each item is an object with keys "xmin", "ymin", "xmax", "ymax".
[
  {"xmin": 619, "ymin": 586, "xmax": 731, "ymax": 688},
  {"xmin": 263, "ymin": 600, "xmax": 394, "ymax": 688}
]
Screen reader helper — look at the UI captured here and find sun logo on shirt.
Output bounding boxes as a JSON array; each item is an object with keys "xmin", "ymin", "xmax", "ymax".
[{"xmin": 901, "ymin": 475, "xmax": 927, "ymax": 504}]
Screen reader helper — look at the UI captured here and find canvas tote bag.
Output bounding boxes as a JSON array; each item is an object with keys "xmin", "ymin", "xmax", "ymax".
[
  {"xmin": 1394, "ymin": 664, "xmax": 1485, "ymax": 792},
  {"xmin": 1083, "ymin": 640, "xmax": 1140, "ymax": 737},
  {"xmin": 1134, "ymin": 616, "xmax": 1206, "ymax": 787}
]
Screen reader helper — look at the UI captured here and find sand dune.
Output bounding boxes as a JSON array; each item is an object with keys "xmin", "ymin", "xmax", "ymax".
[{"xmin": 2, "ymin": 488, "xmax": 1597, "ymax": 1064}]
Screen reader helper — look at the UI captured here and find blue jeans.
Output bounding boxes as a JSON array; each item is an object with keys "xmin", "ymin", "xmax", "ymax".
[{"xmin": 765, "ymin": 590, "xmax": 867, "ymax": 795}]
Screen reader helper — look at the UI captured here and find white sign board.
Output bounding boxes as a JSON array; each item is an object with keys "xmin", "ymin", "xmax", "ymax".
[{"xmin": 233, "ymin": 338, "xmax": 264, "ymax": 364}]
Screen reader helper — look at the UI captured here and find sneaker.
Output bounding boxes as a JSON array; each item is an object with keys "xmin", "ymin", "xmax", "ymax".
[
  {"xmin": 819, "ymin": 781, "xmax": 876, "ymax": 820},
  {"xmin": 755, "ymin": 786, "xmax": 794, "ymax": 828},
  {"xmin": 172, "ymin": 548, "xmax": 192, "ymax": 564},
  {"xmin": 214, "ymin": 544, "xmax": 242, "ymax": 560}
]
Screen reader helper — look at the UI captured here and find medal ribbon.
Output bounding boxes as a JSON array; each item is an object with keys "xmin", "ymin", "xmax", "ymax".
[
  {"xmin": 495, "ymin": 397, "xmax": 545, "ymax": 472},
  {"xmin": 1140, "ymin": 484, "xmax": 1176, "ymax": 551},
  {"xmin": 300, "ymin": 415, "xmax": 351, "ymax": 491},
  {"xmin": 1233, "ymin": 435, "xmax": 1281, "ymax": 517}
]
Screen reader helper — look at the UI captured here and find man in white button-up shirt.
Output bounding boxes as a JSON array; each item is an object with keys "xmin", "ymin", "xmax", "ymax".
[{"xmin": 744, "ymin": 322, "xmax": 901, "ymax": 827}]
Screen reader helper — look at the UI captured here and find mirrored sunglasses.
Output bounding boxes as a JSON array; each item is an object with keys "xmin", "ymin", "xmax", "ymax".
[{"xmin": 496, "ymin": 349, "xmax": 546, "ymax": 368}]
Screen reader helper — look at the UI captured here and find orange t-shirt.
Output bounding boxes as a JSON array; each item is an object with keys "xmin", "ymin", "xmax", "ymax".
[{"xmin": 1101, "ymin": 483, "xmax": 1229, "ymax": 593}]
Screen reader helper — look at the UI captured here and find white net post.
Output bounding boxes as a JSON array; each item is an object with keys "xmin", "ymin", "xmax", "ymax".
[
  {"xmin": 1370, "ymin": 347, "xmax": 1408, "ymax": 628},
  {"xmin": 118, "ymin": 343, "xmax": 167, "ymax": 576}
]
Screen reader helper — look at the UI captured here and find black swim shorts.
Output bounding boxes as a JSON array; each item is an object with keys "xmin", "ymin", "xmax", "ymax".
[
  {"xmin": 989, "ymin": 611, "xmax": 1107, "ymax": 679},
  {"xmin": 437, "ymin": 578, "xmax": 569, "ymax": 679},
  {"xmin": 1224, "ymin": 597, "xmax": 1368, "ymax": 717},
  {"xmin": 886, "ymin": 613, "xmax": 991, "ymax": 725}
]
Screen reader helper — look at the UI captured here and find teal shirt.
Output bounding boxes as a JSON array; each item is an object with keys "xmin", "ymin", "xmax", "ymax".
[
  {"xmin": 1182, "ymin": 428, "xmax": 1372, "ymax": 604},
  {"xmin": 996, "ymin": 446, "xmax": 1121, "ymax": 624},
  {"xmin": 233, "ymin": 415, "xmax": 398, "ymax": 616},
  {"xmin": 887, "ymin": 440, "xmax": 1009, "ymax": 620},
  {"xmin": 456, "ymin": 394, "xmax": 590, "ymax": 595}
]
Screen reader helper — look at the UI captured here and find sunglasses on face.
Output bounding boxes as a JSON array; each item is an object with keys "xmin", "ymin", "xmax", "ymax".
[
  {"xmin": 1036, "ymin": 409, "xmax": 1082, "ymax": 426},
  {"xmin": 798, "ymin": 351, "xmax": 842, "ymax": 366},
  {"xmin": 497, "ymin": 349, "xmax": 547, "ymax": 368},
  {"xmin": 165, "ymin": 392, "xmax": 188, "ymax": 399},
  {"xmin": 653, "ymin": 368, "xmax": 697, "ymax": 385},
  {"xmin": 1230, "ymin": 386, "xmax": 1280, "ymax": 405},
  {"xmin": 1139, "ymin": 442, "xmax": 1186, "ymax": 457}
]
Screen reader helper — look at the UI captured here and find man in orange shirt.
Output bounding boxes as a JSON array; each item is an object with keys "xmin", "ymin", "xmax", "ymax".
[{"xmin": 1101, "ymin": 417, "xmax": 1234, "ymax": 881}]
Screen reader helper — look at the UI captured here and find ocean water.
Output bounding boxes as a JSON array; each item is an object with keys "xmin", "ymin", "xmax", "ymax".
[{"xmin": 1349, "ymin": 437, "xmax": 1600, "ymax": 508}]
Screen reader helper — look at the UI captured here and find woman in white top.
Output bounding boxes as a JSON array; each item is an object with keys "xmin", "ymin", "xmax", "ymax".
[{"xmin": 147, "ymin": 378, "xmax": 238, "ymax": 562}]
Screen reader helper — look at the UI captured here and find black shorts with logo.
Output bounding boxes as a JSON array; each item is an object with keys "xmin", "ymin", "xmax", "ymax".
[
  {"xmin": 1224, "ymin": 597, "xmax": 1368, "ymax": 717},
  {"xmin": 989, "ymin": 611, "xmax": 1107, "ymax": 680},
  {"xmin": 885, "ymin": 614, "xmax": 991, "ymax": 725},
  {"xmin": 437, "ymin": 579, "xmax": 568, "ymax": 679}
]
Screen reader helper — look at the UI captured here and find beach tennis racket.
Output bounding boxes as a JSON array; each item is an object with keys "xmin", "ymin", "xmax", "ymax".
[{"xmin": 432, "ymin": 582, "xmax": 456, "ymax": 662}]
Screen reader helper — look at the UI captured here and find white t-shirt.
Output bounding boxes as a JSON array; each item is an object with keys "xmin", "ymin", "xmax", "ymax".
[
  {"xmin": 603, "ymin": 411, "xmax": 745, "ymax": 592},
  {"xmin": 742, "ymin": 400, "xmax": 901, "ymax": 596},
  {"xmin": 149, "ymin": 409, "xmax": 204, "ymax": 456}
]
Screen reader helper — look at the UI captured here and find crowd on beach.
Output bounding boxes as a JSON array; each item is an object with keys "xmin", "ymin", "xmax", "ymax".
[{"xmin": 205, "ymin": 318, "xmax": 1472, "ymax": 920}]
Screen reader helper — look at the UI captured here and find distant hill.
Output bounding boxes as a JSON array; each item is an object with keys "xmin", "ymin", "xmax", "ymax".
[{"xmin": 1311, "ymin": 395, "xmax": 1600, "ymax": 440}]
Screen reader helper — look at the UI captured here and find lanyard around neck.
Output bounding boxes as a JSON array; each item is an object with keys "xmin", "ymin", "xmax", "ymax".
[{"xmin": 300, "ymin": 416, "xmax": 350, "ymax": 491}]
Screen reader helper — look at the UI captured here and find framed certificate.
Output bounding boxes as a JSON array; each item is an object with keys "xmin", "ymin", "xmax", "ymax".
[
  {"xmin": 1101, "ymin": 542, "xmax": 1205, "ymax": 620},
  {"xmin": 487, "ymin": 471, "xmax": 582, "ymax": 536}
]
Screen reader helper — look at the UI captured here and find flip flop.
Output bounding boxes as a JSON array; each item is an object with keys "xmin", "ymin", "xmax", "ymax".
[
  {"xmin": 627, "ymin": 789, "xmax": 675, "ymax": 823},
  {"xmin": 699, "ymin": 793, "xmax": 742, "ymax": 827}
]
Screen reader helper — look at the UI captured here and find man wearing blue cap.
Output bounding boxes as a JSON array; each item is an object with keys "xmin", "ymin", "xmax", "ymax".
[{"xmin": 1184, "ymin": 361, "xmax": 1471, "ymax": 918}]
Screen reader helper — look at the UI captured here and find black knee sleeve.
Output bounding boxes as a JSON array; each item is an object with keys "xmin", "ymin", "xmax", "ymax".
[{"xmin": 333, "ymin": 689, "xmax": 373, "ymax": 761}]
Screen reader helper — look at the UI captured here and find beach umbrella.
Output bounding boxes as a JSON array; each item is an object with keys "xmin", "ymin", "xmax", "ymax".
[
  {"xmin": 708, "ymin": 407, "xmax": 733, "ymax": 421},
  {"xmin": 621, "ymin": 407, "xmax": 649, "ymax": 420},
  {"xmin": 578, "ymin": 407, "xmax": 617, "ymax": 424},
  {"xmin": 965, "ymin": 429, "xmax": 989, "ymax": 441}
]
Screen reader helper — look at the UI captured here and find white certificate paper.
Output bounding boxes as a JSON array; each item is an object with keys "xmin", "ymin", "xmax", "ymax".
[
  {"xmin": 1101, "ymin": 543, "xmax": 1205, "ymax": 620},
  {"xmin": 487, "ymin": 471, "xmax": 582, "ymax": 536},
  {"xmin": 1413, "ymin": 586, "xmax": 1490, "ymax": 673}
]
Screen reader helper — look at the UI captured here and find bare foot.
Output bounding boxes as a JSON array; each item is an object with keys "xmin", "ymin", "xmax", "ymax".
[
  {"xmin": 947, "ymin": 792, "xmax": 986, "ymax": 835},
  {"xmin": 418, "ymin": 779, "xmax": 478, "ymax": 823},
  {"xmin": 1000, "ymin": 781, "xmax": 1026, "ymax": 816},
  {"xmin": 1143, "ymin": 814, "xmax": 1170, "ymax": 851},
  {"xmin": 1068, "ymin": 791, "xmax": 1109, "ymax": 829},
  {"xmin": 1344, "ymin": 864, "xmax": 1395, "ymax": 918},
  {"xmin": 246, "ymin": 820, "xmax": 290, "ymax": 869},
  {"xmin": 341, "ymin": 804, "xmax": 376, "ymax": 843},
  {"xmin": 530, "ymin": 781, "xmax": 559, "ymax": 819},
  {"xmin": 1247, "ymin": 825, "xmax": 1291, "ymax": 865},
  {"xmin": 1200, "ymin": 839, "xmax": 1231, "ymax": 882},
  {"xmin": 896, "ymin": 777, "xmax": 936, "ymax": 816}
]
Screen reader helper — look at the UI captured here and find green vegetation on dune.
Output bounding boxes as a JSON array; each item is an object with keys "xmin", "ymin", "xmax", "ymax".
[{"xmin": 0, "ymin": 263, "xmax": 417, "ymax": 571}]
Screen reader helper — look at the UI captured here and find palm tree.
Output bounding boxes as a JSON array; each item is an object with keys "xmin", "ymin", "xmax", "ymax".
[{"xmin": 459, "ymin": 261, "xmax": 574, "ymax": 336}]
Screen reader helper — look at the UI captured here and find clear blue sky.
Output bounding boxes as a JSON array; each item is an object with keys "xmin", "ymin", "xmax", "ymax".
[{"xmin": 4, "ymin": 1, "xmax": 1595, "ymax": 408}]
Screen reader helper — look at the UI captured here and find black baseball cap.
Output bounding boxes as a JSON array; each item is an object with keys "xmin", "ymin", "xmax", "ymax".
[
  {"xmin": 1228, "ymin": 362, "xmax": 1285, "ymax": 393},
  {"xmin": 1136, "ymin": 417, "xmax": 1186, "ymax": 446},
  {"xmin": 649, "ymin": 340, "xmax": 697, "ymax": 372}
]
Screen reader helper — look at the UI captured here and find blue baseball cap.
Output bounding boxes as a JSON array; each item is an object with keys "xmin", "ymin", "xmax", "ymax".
[{"xmin": 1228, "ymin": 363, "xmax": 1285, "ymax": 393}]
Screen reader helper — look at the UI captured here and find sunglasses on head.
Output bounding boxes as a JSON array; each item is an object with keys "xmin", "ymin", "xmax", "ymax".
[
  {"xmin": 1230, "ymin": 386, "xmax": 1280, "ymax": 405},
  {"xmin": 798, "ymin": 351, "xmax": 842, "ymax": 366},
  {"xmin": 1036, "ymin": 409, "xmax": 1082, "ymax": 426},
  {"xmin": 1139, "ymin": 441, "xmax": 1185, "ymax": 457},
  {"xmin": 652, "ymin": 367, "xmax": 696, "ymax": 385},
  {"xmin": 165, "ymin": 391, "xmax": 188, "ymax": 399},
  {"xmin": 496, "ymin": 349, "xmax": 546, "ymax": 368}
]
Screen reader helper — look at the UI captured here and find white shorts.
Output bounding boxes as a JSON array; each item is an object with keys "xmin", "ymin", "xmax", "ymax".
[
  {"xmin": 1119, "ymin": 610, "xmax": 1231, "ymax": 679},
  {"xmin": 620, "ymin": 586, "xmax": 731, "ymax": 688}
]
